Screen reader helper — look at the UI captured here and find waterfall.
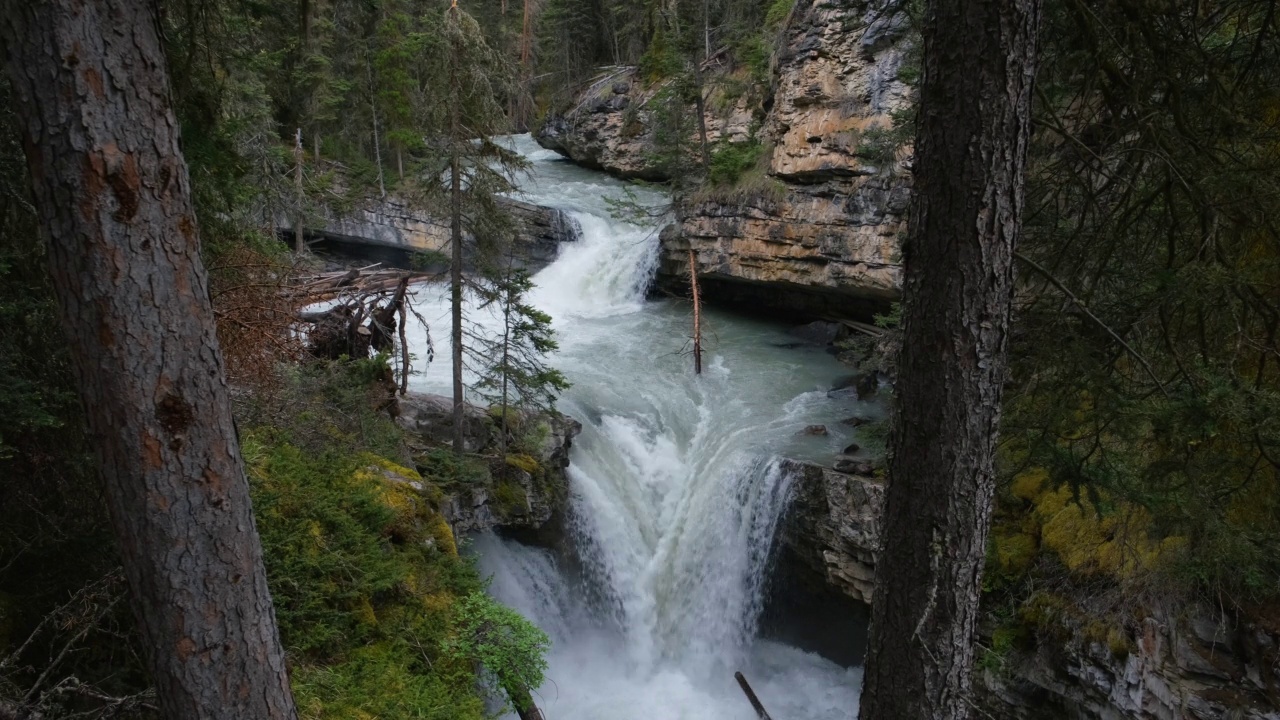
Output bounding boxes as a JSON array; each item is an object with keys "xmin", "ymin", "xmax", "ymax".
[{"xmin": 404, "ymin": 135, "xmax": 865, "ymax": 720}]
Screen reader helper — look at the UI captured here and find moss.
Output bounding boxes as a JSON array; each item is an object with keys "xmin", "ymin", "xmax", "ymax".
[
  {"xmin": 764, "ymin": 0, "xmax": 796, "ymax": 29},
  {"xmin": 1034, "ymin": 483, "xmax": 1177, "ymax": 578},
  {"xmin": 242, "ymin": 426, "xmax": 532, "ymax": 718},
  {"xmin": 429, "ymin": 515, "xmax": 458, "ymax": 557},
  {"xmin": 1011, "ymin": 467, "xmax": 1049, "ymax": 502},
  {"xmin": 292, "ymin": 641, "xmax": 486, "ymax": 720},
  {"xmin": 504, "ymin": 453, "xmax": 540, "ymax": 475},
  {"xmin": 493, "ymin": 481, "xmax": 528, "ymax": 517},
  {"xmin": 995, "ymin": 530, "xmax": 1038, "ymax": 575}
]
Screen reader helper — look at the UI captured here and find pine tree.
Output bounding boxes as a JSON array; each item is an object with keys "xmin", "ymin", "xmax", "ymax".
[
  {"xmin": 859, "ymin": 0, "xmax": 1042, "ymax": 717},
  {"xmin": 474, "ymin": 262, "xmax": 570, "ymax": 453},
  {"xmin": 420, "ymin": 3, "xmax": 527, "ymax": 454}
]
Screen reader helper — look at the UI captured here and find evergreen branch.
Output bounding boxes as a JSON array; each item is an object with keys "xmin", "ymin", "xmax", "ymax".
[{"xmin": 1015, "ymin": 251, "xmax": 1170, "ymax": 398}]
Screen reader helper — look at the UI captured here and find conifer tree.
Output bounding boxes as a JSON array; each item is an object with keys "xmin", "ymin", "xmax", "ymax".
[
  {"xmin": 422, "ymin": 3, "xmax": 527, "ymax": 454},
  {"xmin": 475, "ymin": 261, "xmax": 570, "ymax": 453}
]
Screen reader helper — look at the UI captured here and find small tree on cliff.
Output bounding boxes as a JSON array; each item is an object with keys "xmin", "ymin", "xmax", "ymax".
[
  {"xmin": 858, "ymin": 0, "xmax": 1041, "ymax": 718},
  {"xmin": 473, "ymin": 258, "xmax": 569, "ymax": 453},
  {"xmin": 0, "ymin": 0, "xmax": 298, "ymax": 716}
]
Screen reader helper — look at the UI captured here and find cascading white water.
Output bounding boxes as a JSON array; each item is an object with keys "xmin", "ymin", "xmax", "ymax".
[{"xmin": 402, "ymin": 135, "xmax": 871, "ymax": 719}]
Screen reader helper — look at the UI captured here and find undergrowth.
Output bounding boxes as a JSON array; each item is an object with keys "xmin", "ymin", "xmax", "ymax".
[{"xmin": 239, "ymin": 358, "xmax": 549, "ymax": 719}]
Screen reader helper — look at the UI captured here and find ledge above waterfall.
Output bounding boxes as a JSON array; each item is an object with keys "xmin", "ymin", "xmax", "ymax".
[
  {"xmin": 395, "ymin": 391, "xmax": 581, "ymax": 540},
  {"xmin": 776, "ymin": 458, "xmax": 884, "ymax": 605},
  {"xmin": 279, "ymin": 195, "xmax": 582, "ymax": 271}
]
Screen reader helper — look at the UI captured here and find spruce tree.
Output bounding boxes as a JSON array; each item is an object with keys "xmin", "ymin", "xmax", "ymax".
[
  {"xmin": 474, "ymin": 261, "xmax": 570, "ymax": 454},
  {"xmin": 422, "ymin": 3, "xmax": 527, "ymax": 454}
]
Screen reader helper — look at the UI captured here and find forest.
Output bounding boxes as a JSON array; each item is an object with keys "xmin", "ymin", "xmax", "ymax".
[{"xmin": 1, "ymin": 0, "xmax": 1278, "ymax": 718}]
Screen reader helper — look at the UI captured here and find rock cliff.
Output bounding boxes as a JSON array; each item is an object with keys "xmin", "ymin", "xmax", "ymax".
[
  {"xmin": 536, "ymin": 69, "xmax": 756, "ymax": 181},
  {"xmin": 776, "ymin": 457, "xmax": 1280, "ymax": 719},
  {"xmin": 776, "ymin": 459, "xmax": 884, "ymax": 604},
  {"xmin": 395, "ymin": 392, "xmax": 581, "ymax": 538},
  {"xmin": 535, "ymin": 0, "xmax": 913, "ymax": 317},
  {"xmin": 282, "ymin": 196, "xmax": 581, "ymax": 271},
  {"xmin": 981, "ymin": 608, "xmax": 1280, "ymax": 720}
]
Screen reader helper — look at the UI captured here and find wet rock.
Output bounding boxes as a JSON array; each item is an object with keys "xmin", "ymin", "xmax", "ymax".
[
  {"xmin": 396, "ymin": 392, "xmax": 491, "ymax": 453},
  {"xmin": 281, "ymin": 195, "xmax": 578, "ymax": 272},
  {"xmin": 776, "ymin": 459, "xmax": 884, "ymax": 604},
  {"xmin": 790, "ymin": 321, "xmax": 845, "ymax": 346},
  {"xmin": 860, "ymin": 9, "xmax": 910, "ymax": 58},
  {"xmin": 834, "ymin": 459, "xmax": 874, "ymax": 475},
  {"xmin": 840, "ymin": 415, "xmax": 871, "ymax": 427},
  {"xmin": 802, "ymin": 424, "xmax": 829, "ymax": 436},
  {"xmin": 829, "ymin": 371, "xmax": 881, "ymax": 400},
  {"xmin": 842, "ymin": 443, "xmax": 861, "ymax": 455}
]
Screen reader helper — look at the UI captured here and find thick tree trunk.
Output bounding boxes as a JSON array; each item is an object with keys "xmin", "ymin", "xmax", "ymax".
[
  {"xmin": 858, "ymin": 1, "xmax": 1041, "ymax": 719},
  {"xmin": 0, "ymin": 1, "xmax": 299, "ymax": 718}
]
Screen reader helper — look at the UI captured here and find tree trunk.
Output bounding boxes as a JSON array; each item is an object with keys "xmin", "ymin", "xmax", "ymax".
[
  {"xmin": 689, "ymin": 250, "xmax": 702, "ymax": 374},
  {"xmin": 0, "ymin": 2, "xmax": 299, "ymax": 718},
  {"xmin": 367, "ymin": 54, "xmax": 386, "ymax": 198},
  {"xmin": 857, "ymin": 1, "xmax": 1041, "ymax": 718},
  {"xmin": 294, "ymin": 127, "xmax": 306, "ymax": 253},
  {"xmin": 449, "ymin": 7, "xmax": 466, "ymax": 456},
  {"xmin": 517, "ymin": 0, "xmax": 535, "ymax": 130}
]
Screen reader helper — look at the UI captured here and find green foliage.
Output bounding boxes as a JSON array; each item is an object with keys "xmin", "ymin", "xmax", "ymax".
[
  {"xmin": 240, "ymin": 362, "xmax": 547, "ymax": 718},
  {"xmin": 1003, "ymin": 0, "xmax": 1280, "ymax": 602},
  {"xmin": 239, "ymin": 357, "xmax": 406, "ymax": 463},
  {"xmin": 764, "ymin": 0, "xmax": 796, "ymax": 30},
  {"xmin": 417, "ymin": 448, "xmax": 493, "ymax": 488},
  {"xmin": 707, "ymin": 140, "xmax": 766, "ymax": 186},
  {"xmin": 473, "ymin": 265, "xmax": 571, "ymax": 447},
  {"xmin": 639, "ymin": 23, "xmax": 685, "ymax": 82},
  {"xmin": 443, "ymin": 591, "xmax": 549, "ymax": 709}
]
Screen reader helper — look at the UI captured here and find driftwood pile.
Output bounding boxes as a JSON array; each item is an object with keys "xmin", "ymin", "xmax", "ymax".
[{"xmin": 292, "ymin": 264, "xmax": 434, "ymax": 393}]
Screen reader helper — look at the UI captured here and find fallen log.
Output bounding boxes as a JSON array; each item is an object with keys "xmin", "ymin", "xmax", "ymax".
[{"xmin": 734, "ymin": 671, "xmax": 773, "ymax": 720}]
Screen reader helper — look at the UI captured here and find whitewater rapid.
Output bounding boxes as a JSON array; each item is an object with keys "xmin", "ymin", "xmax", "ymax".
[{"xmin": 402, "ymin": 135, "xmax": 869, "ymax": 719}]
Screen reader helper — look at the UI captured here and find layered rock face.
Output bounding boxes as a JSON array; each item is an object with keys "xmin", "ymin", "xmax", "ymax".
[
  {"xmin": 283, "ymin": 196, "xmax": 581, "ymax": 270},
  {"xmin": 777, "ymin": 456, "xmax": 1280, "ymax": 719},
  {"xmin": 982, "ymin": 611, "xmax": 1280, "ymax": 720},
  {"xmin": 776, "ymin": 459, "xmax": 884, "ymax": 604},
  {"xmin": 395, "ymin": 392, "xmax": 581, "ymax": 537},
  {"xmin": 668, "ymin": 0, "xmax": 912, "ymax": 317},
  {"xmin": 535, "ymin": 0, "xmax": 913, "ymax": 317},
  {"xmin": 536, "ymin": 70, "xmax": 756, "ymax": 181}
]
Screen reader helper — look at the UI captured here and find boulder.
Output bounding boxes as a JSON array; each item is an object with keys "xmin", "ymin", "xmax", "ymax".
[
  {"xmin": 790, "ymin": 321, "xmax": 845, "ymax": 346},
  {"xmin": 396, "ymin": 392, "xmax": 491, "ymax": 452}
]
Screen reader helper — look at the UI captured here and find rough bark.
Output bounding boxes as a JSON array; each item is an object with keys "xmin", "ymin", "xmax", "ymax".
[
  {"xmin": 858, "ymin": 1, "xmax": 1041, "ymax": 719},
  {"xmin": 0, "ymin": 1, "xmax": 299, "ymax": 718}
]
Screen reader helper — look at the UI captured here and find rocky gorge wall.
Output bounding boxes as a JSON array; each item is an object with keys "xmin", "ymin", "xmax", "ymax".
[
  {"xmin": 772, "ymin": 455, "xmax": 1280, "ymax": 720},
  {"xmin": 280, "ymin": 195, "xmax": 582, "ymax": 270},
  {"xmin": 535, "ymin": 0, "xmax": 913, "ymax": 319}
]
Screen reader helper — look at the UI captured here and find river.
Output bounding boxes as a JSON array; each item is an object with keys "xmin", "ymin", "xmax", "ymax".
[{"xmin": 402, "ymin": 134, "xmax": 869, "ymax": 720}]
